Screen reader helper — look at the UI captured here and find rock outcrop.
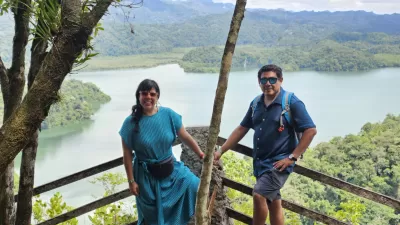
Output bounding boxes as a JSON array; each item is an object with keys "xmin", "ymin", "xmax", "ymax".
[{"xmin": 180, "ymin": 126, "xmax": 234, "ymax": 225}]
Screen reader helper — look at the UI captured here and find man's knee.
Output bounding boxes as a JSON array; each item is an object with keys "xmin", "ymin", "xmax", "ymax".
[
  {"xmin": 267, "ymin": 199, "xmax": 282, "ymax": 211},
  {"xmin": 253, "ymin": 192, "xmax": 268, "ymax": 207}
]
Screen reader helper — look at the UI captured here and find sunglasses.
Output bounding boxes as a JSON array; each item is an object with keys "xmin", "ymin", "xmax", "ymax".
[
  {"xmin": 139, "ymin": 91, "xmax": 157, "ymax": 97},
  {"xmin": 260, "ymin": 77, "xmax": 278, "ymax": 85}
]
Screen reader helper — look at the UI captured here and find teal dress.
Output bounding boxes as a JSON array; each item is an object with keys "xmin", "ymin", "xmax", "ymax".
[{"xmin": 119, "ymin": 106, "xmax": 200, "ymax": 225}]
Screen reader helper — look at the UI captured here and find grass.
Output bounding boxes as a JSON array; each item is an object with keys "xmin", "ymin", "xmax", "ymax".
[
  {"xmin": 79, "ymin": 48, "xmax": 193, "ymax": 71},
  {"xmin": 374, "ymin": 54, "xmax": 400, "ymax": 66}
]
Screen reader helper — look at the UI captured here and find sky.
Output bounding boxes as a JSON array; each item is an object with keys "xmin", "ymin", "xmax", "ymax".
[{"xmin": 213, "ymin": 0, "xmax": 400, "ymax": 15}]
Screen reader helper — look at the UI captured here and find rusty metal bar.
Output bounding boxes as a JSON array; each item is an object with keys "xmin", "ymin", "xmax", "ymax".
[
  {"xmin": 37, "ymin": 189, "xmax": 132, "ymax": 225},
  {"xmin": 226, "ymin": 207, "xmax": 267, "ymax": 225},
  {"xmin": 217, "ymin": 137, "xmax": 400, "ymax": 211},
  {"xmin": 222, "ymin": 177, "xmax": 349, "ymax": 225}
]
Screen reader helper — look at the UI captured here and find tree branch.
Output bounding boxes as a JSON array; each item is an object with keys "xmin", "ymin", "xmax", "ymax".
[
  {"xmin": 8, "ymin": 0, "xmax": 31, "ymax": 78},
  {"xmin": 15, "ymin": 1, "xmax": 51, "ymax": 222},
  {"xmin": 0, "ymin": 56, "xmax": 9, "ymax": 100},
  {"xmin": 4, "ymin": 0, "xmax": 31, "ymax": 120},
  {"xmin": 0, "ymin": 0, "xmax": 31, "ymax": 224},
  {"xmin": 27, "ymin": 32, "xmax": 49, "ymax": 89},
  {"xmin": 15, "ymin": 130, "xmax": 38, "ymax": 225},
  {"xmin": 0, "ymin": 0, "xmax": 110, "ymax": 175},
  {"xmin": 61, "ymin": 0, "xmax": 81, "ymax": 27},
  {"xmin": 82, "ymin": 0, "xmax": 113, "ymax": 28}
]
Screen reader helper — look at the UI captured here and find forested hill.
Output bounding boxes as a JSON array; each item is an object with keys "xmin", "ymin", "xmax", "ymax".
[
  {"xmin": 93, "ymin": 10, "xmax": 400, "ymax": 57},
  {"xmin": 0, "ymin": 79, "xmax": 111, "ymax": 130},
  {"xmin": 179, "ymin": 32, "xmax": 400, "ymax": 72}
]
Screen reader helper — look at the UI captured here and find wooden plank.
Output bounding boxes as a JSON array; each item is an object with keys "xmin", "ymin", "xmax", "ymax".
[
  {"xmin": 217, "ymin": 136, "xmax": 400, "ymax": 211},
  {"xmin": 14, "ymin": 157, "xmax": 123, "ymax": 202},
  {"xmin": 14, "ymin": 141, "xmax": 183, "ymax": 202},
  {"xmin": 223, "ymin": 176, "xmax": 253, "ymax": 195},
  {"xmin": 37, "ymin": 189, "xmax": 132, "ymax": 225},
  {"xmin": 293, "ymin": 165, "xmax": 400, "ymax": 210},
  {"xmin": 217, "ymin": 137, "xmax": 252, "ymax": 156},
  {"xmin": 226, "ymin": 207, "xmax": 267, "ymax": 225},
  {"xmin": 222, "ymin": 177, "xmax": 349, "ymax": 225}
]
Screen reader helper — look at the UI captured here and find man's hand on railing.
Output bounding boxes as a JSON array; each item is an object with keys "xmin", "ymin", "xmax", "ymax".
[{"xmin": 213, "ymin": 150, "xmax": 222, "ymax": 165}]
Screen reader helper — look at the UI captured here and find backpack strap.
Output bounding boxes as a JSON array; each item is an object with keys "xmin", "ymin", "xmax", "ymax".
[
  {"xmin": 279, "ymin": 91, "xmax": 293, "ymax": 129},
  {"xmin": 251, "ymin": 94, "xmax": 262, "ymax": 118},
  {"xmin": 283, "ymin": 91, "xmax": 294, "ymax": 125},
  {"xmin": 280, "ymin": 91, "xmax": 304, "ymax": 154}
]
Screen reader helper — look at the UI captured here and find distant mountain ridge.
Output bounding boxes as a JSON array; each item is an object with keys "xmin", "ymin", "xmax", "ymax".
[
  {"xmin": 246, "ymin": 9, "xmax": 400, "ymax": 34},
  {"xmin": 103, "ymin": 0, "xmax": 234, "ymax": 24},
  {"xmin": 92, "ymin": 8, "xmax": 400, "ymax": 57},
  {"xmin": 1, "ymin": 1, "xmax": 400, "ymax": 64}
]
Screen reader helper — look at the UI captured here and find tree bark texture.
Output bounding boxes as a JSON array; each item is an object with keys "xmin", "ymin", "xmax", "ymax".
[
  {"xmin": 15, "ymin": 130, "xmax": 38, "ymax": 225},
  {"xmin": 15, "ymin": 22, "xmax": 49, "ymax": 224},
  {"xmin": 0, "ymin": 58, "xmax": 7, "ymax": 87},
  {"xmin": 0, "ymin": 0, "xmax": 114, "ymax": 176},
  {"xmin": 194, "ymin": 1, "xmax": 247, "ymax": 225},
  {"xmin": 0, "ymin": 0, "xmax": 31, "ymax": 224}
]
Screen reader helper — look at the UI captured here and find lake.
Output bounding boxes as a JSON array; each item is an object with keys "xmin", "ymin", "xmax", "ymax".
[{"xmin": 15, "ymin": 64, "xmax": 400, "ymax": 223}]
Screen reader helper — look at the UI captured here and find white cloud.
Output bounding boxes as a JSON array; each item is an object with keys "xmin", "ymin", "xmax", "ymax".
[{"xmin": 213, "ymin": 0, "xmax": 400, "ymax": 14}]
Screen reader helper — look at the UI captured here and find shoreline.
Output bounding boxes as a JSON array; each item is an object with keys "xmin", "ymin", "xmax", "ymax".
[
  {"xmin": 80, "ymin": 54, "xmax": 400, "ymax": 74},
  {"xmin": 77, "ymin": 47, "xmax": 400, "ymax": 74}
]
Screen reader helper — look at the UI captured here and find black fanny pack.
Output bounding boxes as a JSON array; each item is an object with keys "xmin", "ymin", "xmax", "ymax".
[{"xmin": 147, "ymin": 157, "xmax": 174, "ymax": 179}]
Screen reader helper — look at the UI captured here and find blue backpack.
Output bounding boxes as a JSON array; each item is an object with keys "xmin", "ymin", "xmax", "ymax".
[{"xmin": 250, "ymin": 91, "xmax": 303, "ymax": 145}]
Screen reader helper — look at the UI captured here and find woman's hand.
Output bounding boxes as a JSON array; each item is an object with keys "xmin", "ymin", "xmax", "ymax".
[
  {"xmin": 198, "ymin": 151, "xmax": 205, "ymax": 159},
  {"xmin": 129, "ymin": 181, "xmax": 139, "ymax": 196}
]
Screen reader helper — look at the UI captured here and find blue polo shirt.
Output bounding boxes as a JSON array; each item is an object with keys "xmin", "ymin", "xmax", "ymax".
[{"xmin": 240, "ymin": 88, "xmax": 316, "ymax": 177}]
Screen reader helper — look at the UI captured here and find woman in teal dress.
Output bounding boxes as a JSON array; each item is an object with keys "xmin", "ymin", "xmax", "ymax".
[{"xmin": 119, "ymin": 79, "xmax": 204, "ymax": 225}]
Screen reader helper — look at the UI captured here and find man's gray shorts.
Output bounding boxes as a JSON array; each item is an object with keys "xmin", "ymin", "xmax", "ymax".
[{"xmin": 253, "ymin": 169, "xmax": 290, "ymax": 203}]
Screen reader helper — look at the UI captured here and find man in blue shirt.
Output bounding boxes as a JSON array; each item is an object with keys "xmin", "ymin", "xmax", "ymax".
[{"xmin": 214, "ymin": 64, "xmax": 317, "ymax": 225}]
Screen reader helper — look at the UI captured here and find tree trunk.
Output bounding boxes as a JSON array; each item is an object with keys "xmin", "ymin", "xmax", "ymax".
[
  {"xmin": 0, "ymin": 0, "xmax": 31, "ymax": 224},
  {"xmin": 0, "ymin": 164, "xmax": 15, "ymax": 225},
  {"xmin": 0, "ymin": 0, "xmax": 113, "ymax": 175},
  {"xmin": 194, "ymin": 1, "xmax": 247, "ymax": 225},
  {"xmin": 0, "ymin": 58, "xmax": 13, "ymax": 225},
  {"xmin": 15, "ymin": 29, "xmax": 48, "ymax": 225},
  {"xmin": 14, "ymin": 131, "xmax": 38, "ymax": 225}
]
